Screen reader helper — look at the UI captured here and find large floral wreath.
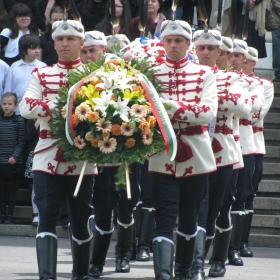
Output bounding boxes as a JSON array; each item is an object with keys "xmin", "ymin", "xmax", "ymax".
[{"xmin": 50, "ymin": 54, "xmax": 176, "ymax": 185}]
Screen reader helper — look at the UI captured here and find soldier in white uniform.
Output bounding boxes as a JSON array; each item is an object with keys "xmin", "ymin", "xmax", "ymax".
[
  {"xmin": 239, "ymin": 47, "xmax": 274, "ymax": 258},
  {"xmin": 191, "ymin": 31, "xmax": 246, "ymax": 280},
  {"xmin": 227, "ymin": 39, "xmax": 264, "ymax": 267},
  {"xmin": 149, "ymin": 20, "xmax": 218, "ymax": 280},
  {"xmin": 208, "ymin": 37, "xmax": 247, "ymax": 278},
  {"xmin": 19, "ymin": 20, "xmax": 97, "ymax": 280}
]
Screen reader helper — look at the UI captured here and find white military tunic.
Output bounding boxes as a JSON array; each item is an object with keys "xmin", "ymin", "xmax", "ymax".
[
  {"xmin": 19, "ymin": 58, "xmax": 97, "ymax": 176},
  {"xmin": 213, "ymin": 69, "xmax": 245, "ymax": 167},
  {"xmin": 149, "ymin": 56, "xmax": 217, "ymax": 177},
  {"xmin": 252, "ymin": 77, "xmax": 274, "ymax": 154},
  {"xmin": 238, "ymin": 72, "xmax": 264, "ymax": 156}
]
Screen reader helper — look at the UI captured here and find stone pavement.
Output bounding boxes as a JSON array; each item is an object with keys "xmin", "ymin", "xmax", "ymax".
[{"xmin": 0, "ymin": 235, "xmax": 279, "ymax": 280}]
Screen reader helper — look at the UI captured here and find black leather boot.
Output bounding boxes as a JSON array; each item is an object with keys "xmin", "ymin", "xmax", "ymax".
[
  {"xmin": 136, "ymin": 208, "xmax": 155, "ymax": 261},
  {"xmin": 88, "ymin": 226, "xmax": 113, "ymax": 278},
  {"xmin": 228, "ymin": 213, "xmax": 245, "ymax": 266},
  {"xmin": 191, "ymin": 230, "xmax": 206, "ymax": 280},
  {"xmin": 115, "ymin": 222, "xmax": 133, "ymax": 272},
  {"xmin": 205, "ymin": 238, "xmax": 212, "ymax": 260},
  {"xmin": 131, "ymin": 203, "xmax": 142, "ymax": 261},
  {"xmin": 71, "ymin": 236, "xmax": 92, "ymax": 279},
  {"xmin": 153, "ymin": 238, "xmax": 174, "ymax": 280},
  {"xmin": 36, "ymin": 233, "xmax": 57, "ymax": 280},
  {"xmin": 208, "ymin": 227, "xmax": 232, "ymax": 277},
  {"xmin": 240, "ymin": 211, "xmax": 253, "ymax": 257},
  {"xmin": 174, "ymin": 232, "xmax": 196, "ymax": 280}
]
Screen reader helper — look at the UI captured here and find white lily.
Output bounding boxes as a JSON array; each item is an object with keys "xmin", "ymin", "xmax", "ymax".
[
  {"xmin": 97, "ymin": 68, "xmax": 135, "ymax": 94},
  {"xmin": 92, "ymin": 91, "xmax": 113, "ymax": 114},
  {"xmin": 111, "ymin": 96, "xmax": 130, "ymax": 122}
]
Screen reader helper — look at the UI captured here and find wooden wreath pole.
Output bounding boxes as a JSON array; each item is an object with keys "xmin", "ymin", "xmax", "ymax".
[
  {"xmin": 73, "ymin": 160, "xmax": 88, "ymax": 197},
  {"xmin": 125, "ymin": 161, "xmax": 131, "ymax": 200}
]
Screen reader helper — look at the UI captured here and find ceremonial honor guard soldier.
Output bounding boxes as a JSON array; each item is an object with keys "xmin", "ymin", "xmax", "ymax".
[
  {"xmin": 80, "ymin": 31, "xmax": 141, "ymax": 277},
  {"xmin": 227, "ymin": 39, "xmax": 264, "ymax": 267},
  {"xmin": 207, "ymin": 36, "xmax": 246, "ymax": 278},
  {"xmin": 191, "ymin": 30, "xmax": 247, "ymax": 280},
  {"xmin": 239, "ymin": 47, "xmax": 274, "ymax": 258},
  {"xmin": 148, "ymin": 19, "xmax": 218, "ymax": 280},
  {"xmin": 19, "ymin": 20, "xmax": 97, "ymax": 280}
]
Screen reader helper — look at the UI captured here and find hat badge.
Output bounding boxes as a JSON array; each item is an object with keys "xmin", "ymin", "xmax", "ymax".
[
  {"xmin": 170, "ymin": 23, "xmax": 178, "ymax": 30},
  {"xmin": 61, "ymin": 23, "xmax": 69, "ymax": 30}
]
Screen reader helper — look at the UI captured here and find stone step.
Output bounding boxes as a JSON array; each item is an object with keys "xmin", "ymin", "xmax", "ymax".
[
  {"xmin": 0, "ymin": 224, "xmax": 69, "ymax": 238},
  {"xmin": 255, "ymin": 68, "xmax": 274, "ymax": 80},
  {"xmin": 265, "ymin": 146, "xmax": 280, "ymax": 158},
  {"xmin": 263, "ymin": 129, "xmax": 280, "ymax": 146},
  {"xmin": 259, "ymin": 180, "xmax": 280, "ymax": 194},
  {"xmin": 273, "ymin": 80, "xmax": 280, "ymax": 94},
  {"xmin": 263, "ymin": 163, "xmax": 280, "ymax": 176},
  {"xmin": 263, "ymin": 113, "xmax": 280, "ymax": 128},
  {"xmin": 271, "ymin": 97, "xmax": 280, "ymax": 110},
  {"xmin": 251, "ymin": 214, "xmax": 280, "ymax": 235},
  {"xmin": 249, "ymin": 233, "xmax": 280, "ymax": 247},
  {"xmin": 254, "ymin": 197, "xmax": 280, "ymax": 215}
]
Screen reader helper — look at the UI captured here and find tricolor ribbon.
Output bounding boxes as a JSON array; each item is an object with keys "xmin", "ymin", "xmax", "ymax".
[
  {"xmin": 65, "ymin": 72, "xmax": 98, "ymax": 145},
  {"xmin": 140, "ymin": 74, "xmax": 177, "ymax": 161}
]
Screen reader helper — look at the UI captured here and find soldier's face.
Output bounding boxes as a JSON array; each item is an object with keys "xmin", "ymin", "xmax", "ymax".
[
  {"xmin": 163, "ymin": 35, "xmax": 190, "ymax": 61},
  {"xmin": 242, "ymin": 59, "xmax": 256, "ymax": 75},
  {"xmin": 229, "ymin": 52, "xmax": 245, "ymax": 71},
  {"xmin": 216, "ymin": 50, "xmax": 231, "ymax": 70},
  {"xmin": 54, "ymin": 35, "xmax": 84, "ymax": 61},
  {"xmin": 195, "ymin": 45, "xmax": 220, "ymax": 67},
  {"xmin": 80, "ymin": 45, "xmax": 105, "ymax": 64}
]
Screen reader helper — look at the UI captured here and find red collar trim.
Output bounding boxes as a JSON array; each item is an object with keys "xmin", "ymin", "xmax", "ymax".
[
  {"xmin": 57, "ymin": 58, "xmax": 82, "ymax": 70},
  {"xmin": 165, "ymin": 56, "xmax": 189, "ymax": 69}
]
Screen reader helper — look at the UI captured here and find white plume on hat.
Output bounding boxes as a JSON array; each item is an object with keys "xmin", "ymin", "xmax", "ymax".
[
  {"xmin": 245, "ymin": 47, "xmax": 258, "ymax": 62},
  {"xmin": 84, "ymin": 31, "xmax": 107, "ymax": 47},
  {"xmin": 160, "ymin": 20, "xmax": 192, "ymax": 41},
  {"xmin": 220, "ymin": 36, "xmax": 233, "ymax": 53},
  {"xmin": 52, "ymin": 20, "xmax": 85, "ymax": 40},
  {"xmin": 232, "ymin": 39, "xmax": 248, "ymax": 55},
  {"xmin": 193, "ymin": 29, "xmax": 222, "ymax": 47}
]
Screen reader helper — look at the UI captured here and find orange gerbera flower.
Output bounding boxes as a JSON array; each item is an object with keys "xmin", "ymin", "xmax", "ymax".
[
  {"xmin": 125, "ymin": 137, "xmax": 136, "ymax": 148},
  {"xmin": 72, "ymin": 114, "xmax": 79, "ymax": 127},
  {"xmin": 111, "ymin": 124, "xmax": 121, "ymax": 136}
]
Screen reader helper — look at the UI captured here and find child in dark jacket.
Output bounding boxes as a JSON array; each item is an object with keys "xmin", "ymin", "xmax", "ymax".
[{"xmin": 0, "ymin": 92, "xmax": 25, "ymax": 224}]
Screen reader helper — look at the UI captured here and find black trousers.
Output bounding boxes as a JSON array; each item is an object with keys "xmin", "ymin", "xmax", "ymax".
[
  {"xmin": 93, "ymin": 163, "xmax": 141, "ymax": 231},
  {"xmin": 245, "ymin": 155, "xmax": 263, "ymax": 211},
  {"xmin": 139, "ymin": 160, "xmax": 153, "ymax": 208},
  {"xmin": 216, "ymin": 169, "xmax": 239, "ymax": 229},
  {"xmin": 151, "ymin": 173, "xmax": 207, "ymax": 241},
  {"xmin": 231, "ymin": 155, "xmax": 255, "ymax": 212},
  {"xmin": 197, "ymin": 165, "xmax": 233, "ymax": 236},
  {"xmin": 34, "ymin": 172, "xmax": 94, "ymax": 240}
]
